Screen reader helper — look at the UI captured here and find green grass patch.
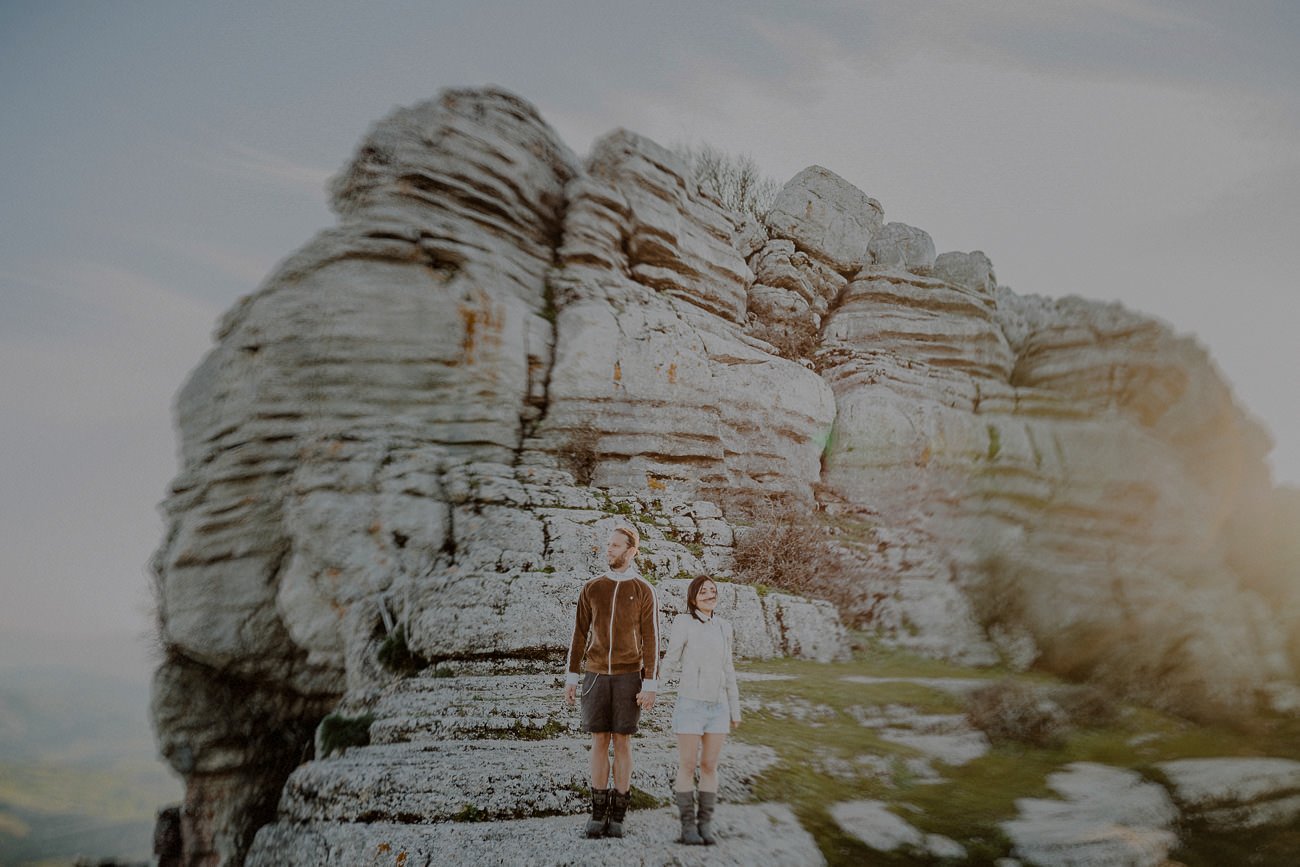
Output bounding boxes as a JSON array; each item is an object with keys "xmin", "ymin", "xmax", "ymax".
[
  {"xmin": 474, "ymin": 718, "xmax": 568, "ymax": 741},
  {"xmin": 452, "ymin": 803, "xmax": 488, "ymax": 822},
  {"xmin": 628, "ymin": 785, "xmax": 668, "ymax": 810},
  {"xmin": 377, "ymin": 625, "xmax": 430, "ymax": 676},
  {"xmin": 567, "ymin": 784, "xmax": 668, "ymax": 810}
]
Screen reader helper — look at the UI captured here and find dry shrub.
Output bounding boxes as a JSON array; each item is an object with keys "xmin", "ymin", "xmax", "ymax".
[
  {"xmin": 1052, "ymin": 684, "xmax": 1120, "ymax": 729},
  {"xmin": 720, "ymin": 492, "xmax": 850, "ymax": 605},
  {"xmin": 750, "ymin": 320, "xmax": 821, "ymax": 362},
  {"xmin": 966, "ymin": 679, "xmax": 1067, "ymax": 747},
  {"xmin": 968, "ymin": 553, "xmax": 1030, "ymax": 639},
  {"xmin": 673, "ymin": 141, "xmax": 781, "ymax": 221},
  {"xmin": 558, "ymin": 422, "xmax": 601, "ymax": 486}
]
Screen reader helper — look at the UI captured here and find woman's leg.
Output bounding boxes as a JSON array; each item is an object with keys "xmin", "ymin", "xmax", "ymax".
[
  {"xmin": 675, "ymin": 733, "xmax": 702, "ymax": 791},
  {"xmin": 696, "ymin": 732, "xmax": 727, "ymax": 844},
  {"xmin": 698, "ymin": 732, "xmax": 727, "ymax": 792}
]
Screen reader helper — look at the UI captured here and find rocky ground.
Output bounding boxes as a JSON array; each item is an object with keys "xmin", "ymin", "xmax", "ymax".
[{"xmin": 244, "ymin": 645, "xmax": 1300, "ymax": 866}]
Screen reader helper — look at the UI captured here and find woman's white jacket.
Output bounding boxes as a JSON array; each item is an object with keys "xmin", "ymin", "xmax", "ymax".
[{"xmin": 660, "ymin": 612, "xmax": 741, "ymax": 722}]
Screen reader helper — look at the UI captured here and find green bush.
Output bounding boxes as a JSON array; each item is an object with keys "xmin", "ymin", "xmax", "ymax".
[
  {"xmin": 377, "ymin": 624, "xmax": 430, "ymax": 676},
  {"xmin": 318, "ymin": 712, "xmax": 375, "ymax": 757}
]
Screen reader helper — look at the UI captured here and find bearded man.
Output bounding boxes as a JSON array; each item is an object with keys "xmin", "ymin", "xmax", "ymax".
[{"xmin": 563, "ymin": 525, "xmax": 660, "ymax": 838}]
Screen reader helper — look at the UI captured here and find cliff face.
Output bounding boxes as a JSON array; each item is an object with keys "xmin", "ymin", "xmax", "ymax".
[{"xmin": 151, "ymin": 86, "xmax": 1299, "ymax": 864}]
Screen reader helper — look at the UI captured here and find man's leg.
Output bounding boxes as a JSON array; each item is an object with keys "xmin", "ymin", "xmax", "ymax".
[
  {"xmin": 586, "ymin": 732, "xmax": 613, "ymax": 838},
  {"xmin": 605, "ymin": 673, "xmax": 641, "ymax": 838},
  {"xmin": 610, "ymin": 733, "xmax": 633, "ymax": 792},
  {"xmin": 590, "ymin": 732, "xmax": 612, "ymax": 789}
]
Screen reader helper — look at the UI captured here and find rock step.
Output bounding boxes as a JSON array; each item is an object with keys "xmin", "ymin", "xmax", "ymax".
[
  {"xmin": 281, "ymin": 739, "xmax": 776, "ymax": 823},
  {"xmin": 366, "ymin": 673, "xmax": 675, "ymax": 744},
  {"xmin": 247, "ymin": 803, "xmax": 824, "ymax": 866}
]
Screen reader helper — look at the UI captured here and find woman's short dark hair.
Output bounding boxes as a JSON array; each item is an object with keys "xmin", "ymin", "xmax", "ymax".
[{"xmin": 686, "ymin": 574, "xmax": 716, "ymax": 622}]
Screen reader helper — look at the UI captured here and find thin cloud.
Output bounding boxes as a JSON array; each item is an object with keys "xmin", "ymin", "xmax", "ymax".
[
  {"xmin": 152, "ymin": 235, "xmax": 278, "ymax": 288},
  {"xmin": 188, "ymin": 141, "xmax": 333, "ymax": 195},
  {"xmin": 739, "ymin": 1, "xmax": 1300, "ymax": 131}
]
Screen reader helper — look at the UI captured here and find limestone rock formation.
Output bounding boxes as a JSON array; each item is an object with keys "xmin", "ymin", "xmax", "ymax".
[{"xmin": 151, "ymin": 85, "xmax": 1300, "ymax": 863}]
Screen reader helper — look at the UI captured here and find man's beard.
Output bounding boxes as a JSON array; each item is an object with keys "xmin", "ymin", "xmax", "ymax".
[{"xmin": 608, "ymin": 552, "xmax": 633, "ymax": 571}]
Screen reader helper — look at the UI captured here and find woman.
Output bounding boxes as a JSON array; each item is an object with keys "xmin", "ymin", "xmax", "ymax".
[{"xmin": 660, "ymin": 574, "xmax": 741, "ymax": 845}]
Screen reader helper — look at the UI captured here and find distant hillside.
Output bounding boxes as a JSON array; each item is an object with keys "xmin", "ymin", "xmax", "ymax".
[{"xmin": 0, "ymin": 665, "xmax": 179, "ymax": 865}]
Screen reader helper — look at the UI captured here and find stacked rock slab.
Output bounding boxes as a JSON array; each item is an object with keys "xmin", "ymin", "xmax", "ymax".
[
  {"xmin": 153, "ymin": 87, "xmax": 581, "ymax": 865},
  {"xmin": 540, "ymin": 129, "xmax": 836, "ymax": 497},
  {"xmin": 153, "ymin": 85, "xmax": 1300, "ymax": 864}
]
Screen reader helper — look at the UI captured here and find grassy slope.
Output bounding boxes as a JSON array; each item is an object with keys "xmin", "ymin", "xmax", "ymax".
[{"xmin": 732, "ymin": 644, "xmax": 1300, "ymax": 866}]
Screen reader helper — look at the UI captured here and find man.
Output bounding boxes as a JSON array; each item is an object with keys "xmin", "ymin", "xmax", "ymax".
[{"xmin": 563, "ymin": 525, "xmax": 660, "ymax": 838}]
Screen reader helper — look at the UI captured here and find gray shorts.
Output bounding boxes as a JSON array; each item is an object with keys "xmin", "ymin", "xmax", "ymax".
[{"xmin": 579, "ymin": 671, "xmax": 642, "ymax": 735}]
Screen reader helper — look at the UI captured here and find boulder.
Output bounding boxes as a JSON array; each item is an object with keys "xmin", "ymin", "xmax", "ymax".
[
  {"xmin": 933, "ymin": 250, "xmax": 996, "ymax": 293},
  {"xmin": 830, "ymin": 799, "xmax": 966, "ymax": 860},
  {"xmin": 764, "ymin": 165, "xmax": 882, "ymax": 272},
  {"xmin": 1157, "ymin": 757, "xmax": 1300, "ymax": 830},
  {"xmin": 868, "ymin": 222, "xmax": 936, "ymax": 273}
]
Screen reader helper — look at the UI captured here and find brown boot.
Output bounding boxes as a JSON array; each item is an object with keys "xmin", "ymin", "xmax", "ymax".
[
  {"xmin": 697, "ymin": 790, "xmax": 717, "ymax": 844},
  {"xmin": 584, "ymin": 788, "xmax": 609, "ymax": 838},
  {"xmin": 606, "ymin": 789, "xmax": 631, "ymax": 838}
]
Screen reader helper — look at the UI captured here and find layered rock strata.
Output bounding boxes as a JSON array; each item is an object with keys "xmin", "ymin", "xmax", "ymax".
[{"xmin": 153, "ymin": 85, "xmax": 1299, "ymax": 864}]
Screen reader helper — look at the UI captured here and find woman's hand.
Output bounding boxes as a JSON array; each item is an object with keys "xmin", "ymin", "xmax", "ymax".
[
  {"xmin": 731, "ymin": 718, "xmax": 741, "ymax": 730},
  {"xmin": 635, "ymin": 690, "xmax": 657, "ymax": 710}
]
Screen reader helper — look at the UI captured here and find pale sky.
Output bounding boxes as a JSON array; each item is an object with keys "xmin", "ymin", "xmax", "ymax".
[{"xmin": 2, "ymin": 1, "xmax": 1297, "ymax": 680}]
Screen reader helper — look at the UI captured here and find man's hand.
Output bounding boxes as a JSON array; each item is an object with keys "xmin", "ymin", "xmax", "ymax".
[
  {"xmin": 635, "ymin": 690, "xmax": 656, "ymax": 710},
  {"xmin": 731, "ymin": 718, "xmax": 741, "ymax": 730},
  {"xmin": 564, "ymin": 683, "xmax": 577, "ymax": 706}
]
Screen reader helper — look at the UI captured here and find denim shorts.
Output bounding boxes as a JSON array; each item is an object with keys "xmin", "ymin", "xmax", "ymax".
[{"xmin": 672, "ymin": 697, "xmax": 731, "ymax": 735}]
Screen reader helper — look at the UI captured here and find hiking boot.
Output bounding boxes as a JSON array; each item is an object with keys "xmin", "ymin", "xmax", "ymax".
[
  {"xmin": 675, "ymin": 790, "xmax": 703, "ymax": 844},
  {"xmin": 584, "ymin": 788, "xmax": 609, "ymax": 838},
  {"xmin": 697, "ymin": 790, "xmax": 717, "ymax": 845},
  {"xmin": 606, "ymin": 788, "xmax": 631, "ymax": 838}
]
